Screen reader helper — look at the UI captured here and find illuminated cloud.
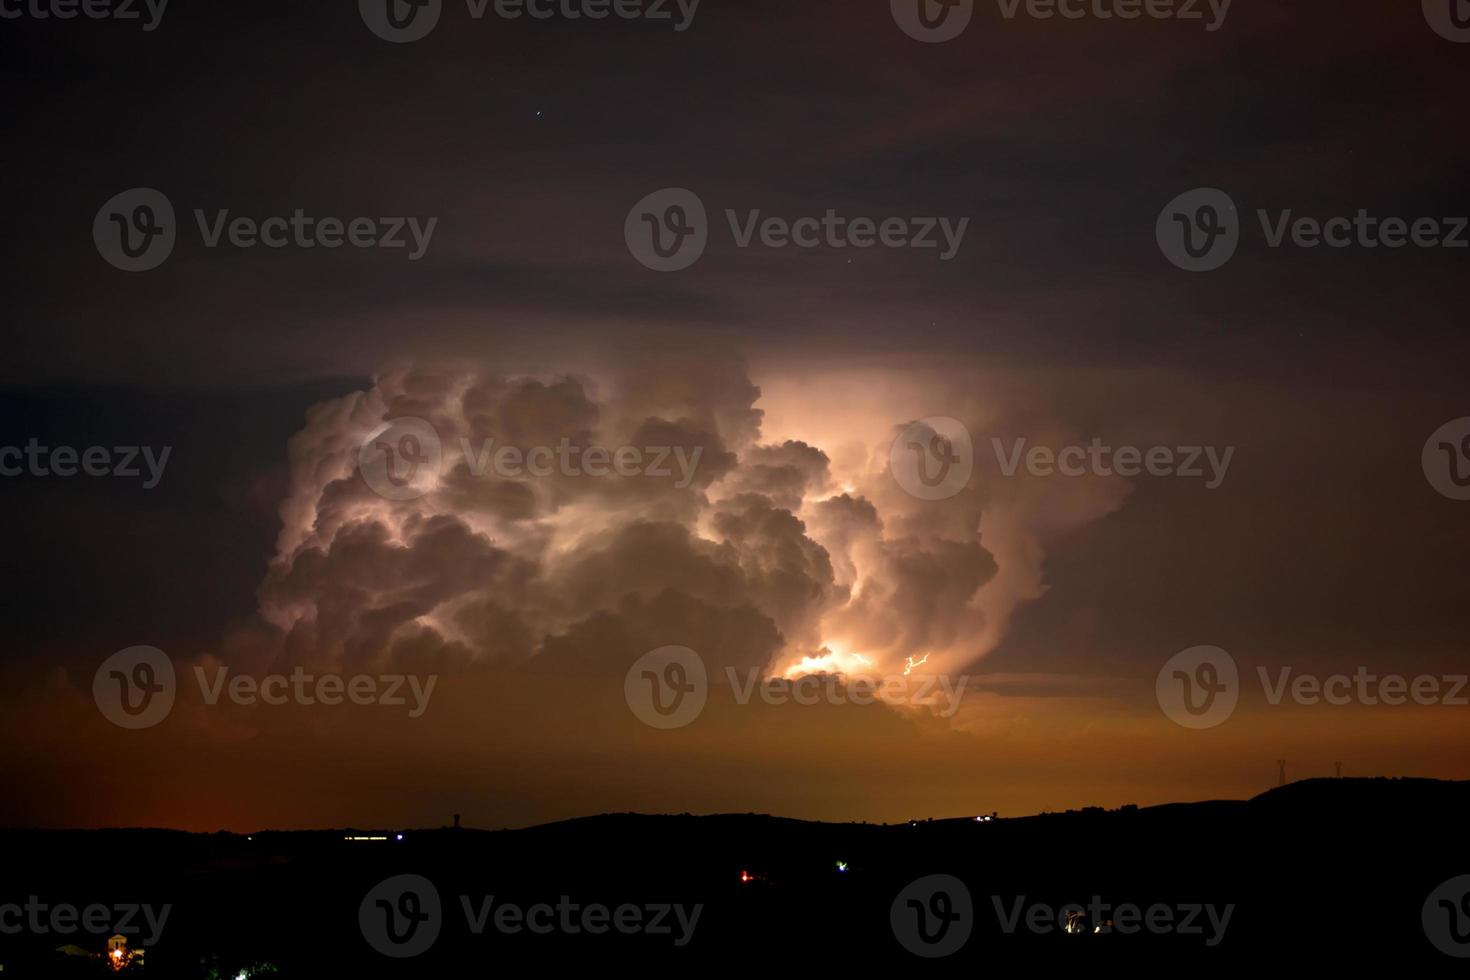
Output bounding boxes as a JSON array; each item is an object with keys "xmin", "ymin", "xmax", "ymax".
[{"xmin": 228, "ymin": 352, "xmax": 1129, "ymax": 689}]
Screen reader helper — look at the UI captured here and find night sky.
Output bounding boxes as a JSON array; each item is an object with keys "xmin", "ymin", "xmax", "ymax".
[{"xmin": 1, "ymin": 0, "xmax": 1467, "ymax": 831}]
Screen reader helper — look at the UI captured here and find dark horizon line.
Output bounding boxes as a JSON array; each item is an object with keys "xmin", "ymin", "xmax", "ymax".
[{"xmin": 2, "ymin": 775, "xmax": 1452, "ymax": 837}]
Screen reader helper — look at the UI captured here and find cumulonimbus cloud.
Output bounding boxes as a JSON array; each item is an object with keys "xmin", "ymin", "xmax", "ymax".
[{"xmin": 221, "ymin": 351, "xmax": 1130, "ymax": 692}]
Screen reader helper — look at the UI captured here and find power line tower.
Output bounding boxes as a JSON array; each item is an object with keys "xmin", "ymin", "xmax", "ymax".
[
  {"xmin": 1334, "ymin": 762, "xmax": 1342, "ymax": 779},
  {"xmin": 1277, "ymin": 759, "xmax": 1287, "ymax": 787}
]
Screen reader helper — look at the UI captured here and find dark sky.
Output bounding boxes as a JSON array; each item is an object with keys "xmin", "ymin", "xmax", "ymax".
[
  {"xmin": 1, "ymin": 0, "xmax": 1468, "ymax": 830},
  {"xmin": 6, "ymin": 0, "xmax": 1466, "ymax": 385}
]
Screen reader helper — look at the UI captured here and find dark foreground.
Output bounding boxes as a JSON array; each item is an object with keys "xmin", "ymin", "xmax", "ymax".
[{"xmin": 2, "ymin": 777, "xmax": 1467, "ymax": 975}]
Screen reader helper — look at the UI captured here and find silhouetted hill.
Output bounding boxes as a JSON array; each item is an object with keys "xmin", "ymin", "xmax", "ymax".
[
  {"xmin": 1251, "ymin": 775, "xmax": 1470, "ymax": 807},
  {"xmin": 1, "ymin": 779, "xmax": 1466, "ymax": 975}
]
